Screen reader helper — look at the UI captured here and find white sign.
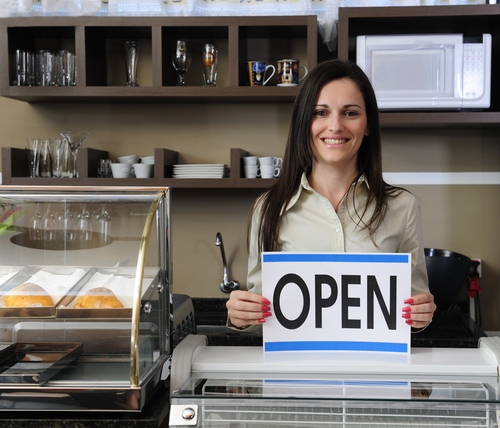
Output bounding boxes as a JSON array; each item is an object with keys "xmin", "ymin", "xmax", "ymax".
[{"xmin": 262, "ymin": 253, "xmax": 411, "ymax": 358}]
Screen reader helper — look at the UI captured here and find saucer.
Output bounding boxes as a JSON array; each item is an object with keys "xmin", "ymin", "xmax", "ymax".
[{"xmin": 277, "ymin": 83, "xmax": 298, "ymax": 87}]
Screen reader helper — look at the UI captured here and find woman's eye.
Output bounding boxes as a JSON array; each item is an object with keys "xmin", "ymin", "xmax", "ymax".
[
  {"xmin": 345, "ymin": 110, "xmax": 358, "ymax": 117},
  {"xmin": 314, "ymin": 110, "xmax": 327, "ymax": 117}
]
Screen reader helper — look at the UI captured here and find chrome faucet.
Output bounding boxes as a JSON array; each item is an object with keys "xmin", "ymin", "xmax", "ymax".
[{"xmin": 215, "ymin": 232, "xmax": 240, "ymax": 293}]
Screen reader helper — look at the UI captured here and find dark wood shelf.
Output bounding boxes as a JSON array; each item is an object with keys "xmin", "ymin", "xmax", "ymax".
[
  {"xmin": 1, "ymin": 147, "xmax": 277, "ymax": 189},
  {"xmin": 0, "ymin": 15, "xmax": 317, "ymax": 103},
  {"xmin": 337, "ymin": 4, "xmax": 500, "ymax": 128}
]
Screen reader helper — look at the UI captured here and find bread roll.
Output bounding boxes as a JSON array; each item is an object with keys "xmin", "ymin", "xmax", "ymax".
[
  {"xmin": 5, "ymin": 283, "xmax": 54, "ymax": 307},
  {"xmin": 75, "ymin": 287, "xmax": 124, "ymax": 309}
]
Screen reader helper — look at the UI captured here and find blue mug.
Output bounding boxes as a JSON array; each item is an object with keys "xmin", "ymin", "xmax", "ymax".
[{"xmin": 246, "ymin": 61, "xmax": 276, "ymax": 86}]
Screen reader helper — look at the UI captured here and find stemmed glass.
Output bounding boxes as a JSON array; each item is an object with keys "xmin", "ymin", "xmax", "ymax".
[
  {"xmin": 77, "ymin": 203, "xmax": 92, "ymax": 241},
  {"xmin": 172, "ymin": 40, "xmax": 191, "ymax": 86},
  {"xmin": 29, "ymin": 203, "xmax": 43, "ymax": 241},
  {"xmin": 97, "ymin": 204, "xmax": 111, "ymax": 243},
  {"xmin": 42, "ymin": 203, "xmax": 57, "ymax": 241},
  {"xmin": 60, "ymin": 131, "xmax": 89, "ymax": 178},
  {"xmin": 57, "ymin": 204, "xmax": 77, "ymax": 241}
]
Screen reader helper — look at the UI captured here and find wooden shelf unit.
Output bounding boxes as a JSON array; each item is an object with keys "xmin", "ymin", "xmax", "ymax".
[
  {"xmin": 1, "ymin": 147, "xmax": 278, "ymax": 188},
  {"xmin": 337, "ymin": 4, "xmax": 500, "ymax": 128},
  {"xmin": 0, "ymin": 15, "xmax": 317, "ymax": 103}
]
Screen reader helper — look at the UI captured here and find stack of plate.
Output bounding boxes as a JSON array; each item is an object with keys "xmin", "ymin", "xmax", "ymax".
[{"xmin": 173, "ymin": 164, "xmax": 228, "ymax": 179}]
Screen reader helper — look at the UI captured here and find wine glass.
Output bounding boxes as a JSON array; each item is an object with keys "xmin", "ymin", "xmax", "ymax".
[
  {"xmin": 60, "ymin": 131, "xmax": 89, "ymax": 178},
  {"xmin": 29, "ymin": 203, "xmax": 43, "ymax": 241},
  {"xmin": 57, "ymin": 203, "xmax": 77, "ymax": 241},
  {"xmin": 77, "ymin": 203, "xmax": 92, "ymax": 241},
  {"xmin": 172, "ymin": 40, "xmax": 191, "ymax": 86},
  {"xmin": 42, "ymin": 203, "xmax": 57, "ymax": 241},
  {"xmin": 97, "ymin": 204, "xmax": 111, "ymax": 243}
]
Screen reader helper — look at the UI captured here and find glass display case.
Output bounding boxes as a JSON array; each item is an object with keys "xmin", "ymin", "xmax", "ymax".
[
  {"xmin": 169, "ymin": 336, "xmax": 500, "ymax": 427},
  {"xmin": 0, "ymin": 185, "xmax": 171, "ymax": 411}
]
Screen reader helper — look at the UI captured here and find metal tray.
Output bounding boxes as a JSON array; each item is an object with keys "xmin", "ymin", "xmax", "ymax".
[
  {"xmin": 0, "ymin": 266, "xmax": 90, "ymax": 318},
  {"xmin": 0, "ymin": 342, "xmax": 83, "ymax": 385},
  {"xmin": 56, "ymin": 267, "xmax": 161, "ymax": 319}
]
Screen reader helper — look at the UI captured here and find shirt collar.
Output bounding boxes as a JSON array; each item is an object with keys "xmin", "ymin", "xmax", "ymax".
[{"xmin": 284, "ymin": 172, "xmax": 369, "ymax": 212}]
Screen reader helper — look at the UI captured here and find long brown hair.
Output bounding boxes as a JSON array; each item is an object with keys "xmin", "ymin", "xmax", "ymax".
[{"xmin": 250, "ymin": 59, "xmax": 403, "ymax": 252}]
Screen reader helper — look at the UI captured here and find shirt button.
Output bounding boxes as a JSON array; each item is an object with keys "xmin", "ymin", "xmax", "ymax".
[{"xmin": 335, "ymin": 228, "xmax": 341, "ymax": 234}]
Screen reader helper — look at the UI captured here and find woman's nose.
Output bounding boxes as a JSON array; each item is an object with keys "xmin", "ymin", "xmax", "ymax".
[{"xmin": 328, "ymin": 114, "xmax": 344, "ymax": 132}]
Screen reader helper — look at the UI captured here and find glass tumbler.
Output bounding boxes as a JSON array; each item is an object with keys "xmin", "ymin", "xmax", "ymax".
[
  {"xmin": 39, "ymin": 139, "xmax": 51, "ymax": 178},
  {"xmin": 25, "ymin": 138, "xmax": 40, "ymax": 178},
  {"xmin": 57, "ymin": 50, "xmax": 76, "ymax": 86},
  {"xmin": 202, "ymin": 44, "xmax": 218, "ymax": 87},
  {"xmin": 124, "ymin": 41, "xmax": 139, "ymax": 87},
  {"xmin": 48, "ymin": 138, "xmax": 63, "ymax": 178},
  {"xmin": 35, "ymin": 50, "xmax": 56, "ymax": 86}
]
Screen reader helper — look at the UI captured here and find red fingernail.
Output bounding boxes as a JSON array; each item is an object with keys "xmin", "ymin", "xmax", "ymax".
[
  {"xmin": 262, "ymin": 305, "xmax": 271, "ymax": 311},
  {"xmin": 262, "ymin": 312, "xmax": 272, "ymax": 318},
  {"xmin": 258, "ymin": 318, "xmax": 266, "ymax": 323},
  {"xmin": 405, "ymin": 320, "xmax": 413, "ymax": 325},
  {"xmin": 402, "ymin": 314, "xmax": 411, "ymax": 319},
  {"xmin": 404, "ymin": 299, "xmax": 414, "ymax": 304},
  {"xmin": 402, "ymin": 307, "xmax": 411, "ymax": 312},
  {"xmin": 262, "ymin": 299, "xmax": 271, "ymax": 305}
]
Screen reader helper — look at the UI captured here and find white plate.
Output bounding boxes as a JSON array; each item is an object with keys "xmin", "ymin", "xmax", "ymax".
[
  {"xmin": 174, "ymin": 164, "xmax": 226, "ymax": 168},
  {"xmin": 173, "ymin": 174, "xmax": 225, "ymax": 179}
]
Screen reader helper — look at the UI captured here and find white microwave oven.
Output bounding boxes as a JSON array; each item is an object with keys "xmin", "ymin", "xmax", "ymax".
[{"xmin": 356, "ymin": 34, "xmax": 492, "ymax": 110}]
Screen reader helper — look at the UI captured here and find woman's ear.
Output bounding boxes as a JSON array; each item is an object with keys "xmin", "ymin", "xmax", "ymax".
[{"xmin": 364, "ymin": 126, "xmax": 370, "ymax": 137}]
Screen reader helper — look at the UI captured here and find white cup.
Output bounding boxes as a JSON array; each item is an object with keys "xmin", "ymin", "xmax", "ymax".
[
  {"xmin": 111, "ymin": 163, "xmax": 132, "ymax": 178},
  {"xmin": 243, "ymin": 156, "xmax": 258, "ymax": 166},
  {"xmin": 139, "ymin": 155, "xmax": 155, "ymax": 165},
  {"xmin": 244, "ymin": 164, "xmax": 261, "ymax": 179},
  {"xmin": 134, "ymin": 163, "xmax": 153, "ymax": 178},
  {"xmin": 260, "ymin": 165, "xmax": 280, "ymax": 179},
  {"xmin": 118, "ymin": 155, "xmax": 138, "ymax": 165},
  {"xmin": 259, "ymin": 156, "xmax": 282, "ymax": 167}
]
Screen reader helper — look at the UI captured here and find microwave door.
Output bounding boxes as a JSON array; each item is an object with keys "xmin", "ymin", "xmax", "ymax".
[{"xmin": 357, "ymin": 34, "xmax": 464, "ymax": 110}]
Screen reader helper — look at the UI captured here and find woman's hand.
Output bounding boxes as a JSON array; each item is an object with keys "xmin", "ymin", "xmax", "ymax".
[
  {"xmin": 402, "ymin": 292, "xmax": 436, "ymax": 329},
  {"xmin": 226, "ymin": 290, "xmax": 272, "ymax": 328}
]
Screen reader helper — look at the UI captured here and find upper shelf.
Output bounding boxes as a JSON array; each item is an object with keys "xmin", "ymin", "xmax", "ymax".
[
  {"xmin": 0, "ymin": 15, "xmax": 317, "ymax": 103},
  {"xmin": 337, "ymin": 4, "xmax": 500, "ymax": 128}
]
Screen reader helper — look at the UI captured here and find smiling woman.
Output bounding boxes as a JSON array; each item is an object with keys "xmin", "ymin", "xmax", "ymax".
[{"xmin": 226, "ymin": 59, "xmax": 436, "ymax": 332}]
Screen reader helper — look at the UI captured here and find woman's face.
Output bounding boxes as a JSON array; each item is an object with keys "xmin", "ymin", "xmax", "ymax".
[{"xmin": 310, "ymin": 78, "xmax": 370, "ymax": 173}]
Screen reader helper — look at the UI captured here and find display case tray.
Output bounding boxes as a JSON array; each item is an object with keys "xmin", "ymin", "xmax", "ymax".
[
  {"xmin": 0, "ymin": 342, "xmax": 83, "ymax": 385},
  {"xmin": 56, "ymin": 267, "xmax": 160, "ymax": 319},
  {"xmin": 0, "ymin": 266, "xmax": 90, "ymax": 318}
]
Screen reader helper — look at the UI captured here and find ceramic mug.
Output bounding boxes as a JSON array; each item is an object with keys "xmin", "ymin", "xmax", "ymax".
[
  {"xmin": 277, "ymin": 59, "xmax": 308, "ymax": 86},
  {"xmin": 134, "ymin": 163, "xmax": 153, "ymax": 178},
  {"xmin": 244, "ymin": 164, "xmax": 261, "ymax": 179},
  {"xmin": 138, "ymin": 155, "xmax": 155, "ymax": 165},
  {"xmin": 243, "ymin": 156, "xmax": 258, "ymax": 166},
  {"xmin": 260, "ymin": 165, "xmax": 280, "ymax": 179},
  {"xmin": 259, "ymin": 156, "xmax": 282, "ymax": 167},
  {"xmin": 118, "ymin": 155, "xmax": 138, "ymax": 165},
  {"xmin": 111, "ymin": 163, "xmax": 131, "ymax": 178},
  {"xmin": 246, "ymin": 61, "xmax": 276, "ymax": 87}
]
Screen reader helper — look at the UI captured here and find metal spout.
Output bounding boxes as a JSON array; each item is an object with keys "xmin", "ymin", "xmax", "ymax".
[{"xmin": 215, "ymin": 232, "xmax": 240, "ymax": 293}]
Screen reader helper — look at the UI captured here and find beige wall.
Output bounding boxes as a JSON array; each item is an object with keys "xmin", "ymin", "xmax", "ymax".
[{"xmin": 1, "ymin": 96, "xmax": 499, "ymax": 330}]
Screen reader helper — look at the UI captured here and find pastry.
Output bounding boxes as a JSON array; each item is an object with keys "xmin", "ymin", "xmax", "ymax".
[
  {"xmin": 74, "ymin": 287, "xmax": 124, "ymax": 309},
  {"xmin": 5, "ymin": 283, "xmax": 54, "ymax": 307}
]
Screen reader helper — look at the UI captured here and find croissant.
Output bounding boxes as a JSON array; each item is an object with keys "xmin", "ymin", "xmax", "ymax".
[
  {"xmin": 5, "ymin": 283, "xmax": 54, "ymax": 307},
  {"xmin": 75, "ymin": 287, "xmax": 124, "ymax": 309}
]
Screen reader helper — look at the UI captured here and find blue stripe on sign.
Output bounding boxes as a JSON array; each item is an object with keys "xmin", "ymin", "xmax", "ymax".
[
  {"xmin": 265, "ymin": 341, "xmax": 408, "ymax": 353},
  {"xmin": 262, "ymin": 253, "xmax": 408, "ymax": 264}
]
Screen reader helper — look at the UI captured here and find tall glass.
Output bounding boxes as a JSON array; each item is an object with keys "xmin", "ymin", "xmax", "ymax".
[
  {"xmin": 42, "ymin": 203, "xmax": 57, "ymax": 241},
  {"xmin": 172, "ymin": 40, "xmax": 191, "ymax": 86},
  {"xmin": 202, "ymin": 44, "xmax": 218, "ymax": 87},
  {"xmin": 39, "ymin": 139, "xmax": 51, "ymax": 178},
  {"xmin": 124, "ymin": 41, "xmax": 140, "ymax": 87},
  {"xmin": 29, "ymin": 203, "xmax": 43, "ymax": 240},
  {"xmin": 48, "ymin": 138, "xmax": 63, "ymax": 178},
  {"xmin": 25, "ymin": 138, "xmax": 40, "ymax": 178},
  {"xmin": 60, "ymin": 131, "xmax": 89, "ymax": 178}
]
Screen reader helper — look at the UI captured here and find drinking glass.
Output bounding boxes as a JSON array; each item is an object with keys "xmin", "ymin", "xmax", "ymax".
[
  {"xmin": 61, "ymin": 139, "xmax": 73, "ymax": 178},
  {"xmin": 25, "ymin": 138, "xmax": 40, "ymax": 178},
  {"xmin": 124, "ymin": 41, "xmax": 140, "ymax": 87},
  {"xmin": 57, "ymin": 50, "xmax": 76, "ymax": 86},
  {"xmin": 48, "ymin": 138, "xmax": 63, "ymax": 178},
  {"xmin": 202, "ymin": 44, "xmax": 218, "ymax": 87},
  {"xmin": 77, "ymin": 204, "xmax": 92, "ymax": 241},
  {"xmin": 172, "ymin": 40, "xmax": 191, "ymax": 86},
  {"xmin": 39, "ymin": 139, "xmax": 51, "ymax": 178},
  {"xmin": 29, "ymin": 203, "xmax": 43, "ymax": 241},
  {"xmin": 59, "ymin": 205, "xmax": 77, "ymax": 241},
  {"xmin": 35, "ymin": 50, "xmax": 56, "ymax": 87},
  {"xmin": 97, "ymin": 205, "xmax": 111, "ymax": 243},
  {"xmin": 60, "ymin": 131, "xmax": 89, "ymax": 178},
  {"xmin": 42, "ymin": 203, "xmax": 57, "ymax": 241}
]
